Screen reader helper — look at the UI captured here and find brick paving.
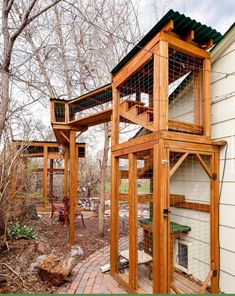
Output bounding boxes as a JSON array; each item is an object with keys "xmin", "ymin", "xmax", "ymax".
[{"xmin": 57, "ymin": 237, "xmax": 129, "ymax": 294}]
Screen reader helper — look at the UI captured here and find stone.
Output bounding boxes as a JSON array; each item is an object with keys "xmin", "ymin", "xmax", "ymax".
[
  {"xmin": 37, "ymin": 242, "xmax": 45, "ymax": 254},
  {"xmin": 70, "ymin": 246, "xmax": 84, "ymax": 257},
  {"xmin": 36, "ymin": 255, "xmax": 47, "ymax": 262}
]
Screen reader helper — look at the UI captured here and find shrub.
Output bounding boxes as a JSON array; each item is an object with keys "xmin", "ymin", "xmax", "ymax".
[{"xmin": 8, "ymin": 223, "xmax": 37, "ymax": 239}]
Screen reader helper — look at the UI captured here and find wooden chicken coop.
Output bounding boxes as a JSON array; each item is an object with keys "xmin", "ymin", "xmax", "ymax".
[{"xmin": 49, "ymin": 10, "xmax": 225, "ymax": 294}]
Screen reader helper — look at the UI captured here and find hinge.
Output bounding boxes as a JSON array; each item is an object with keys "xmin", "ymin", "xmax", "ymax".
[
  {"xmin": 161, "ymin": 159, "xmax": 169, "ymax": 164},
  {"xmin": 213, "ymin": 270, "xmax": 217, "ymax": 277},
  {"xmin": 211, "ymin": 173, "xmax": 217, "ymax": 180}
]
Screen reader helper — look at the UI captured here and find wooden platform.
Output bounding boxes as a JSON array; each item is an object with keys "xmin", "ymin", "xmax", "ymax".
[{"xmin": 123, "ymin": 265, "xmax": 209, "ymax": 294}]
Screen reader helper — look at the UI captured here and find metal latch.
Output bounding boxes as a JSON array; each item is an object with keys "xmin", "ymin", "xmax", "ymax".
[{"xmin": 163, "ymin": 208, "xmax": 171, "ymax": 218}]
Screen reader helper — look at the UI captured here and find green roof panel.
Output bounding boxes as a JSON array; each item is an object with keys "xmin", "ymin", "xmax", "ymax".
[{"xmin": 111, "ymin": 9, "xmax": 222, "ymax": 75}]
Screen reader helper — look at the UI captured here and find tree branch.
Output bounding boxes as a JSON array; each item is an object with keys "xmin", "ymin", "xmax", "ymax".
[
  {"xmin": 10, "ymin": 0, "xmax": 62, "ymax": 44},
  {"xmin": 7, "ymin": 0, "xmax": 15, "ymax": 13}
]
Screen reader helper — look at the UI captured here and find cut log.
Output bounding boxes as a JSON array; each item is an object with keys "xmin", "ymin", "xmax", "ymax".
[{"xmin": 37, "ymin": 254, "xmax": 75, "ymax": 286}]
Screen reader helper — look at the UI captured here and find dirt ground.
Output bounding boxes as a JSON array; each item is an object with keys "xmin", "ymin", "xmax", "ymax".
[{"xmin": 0, "ymin": 212, "xmax": 128, "ymax": 294}]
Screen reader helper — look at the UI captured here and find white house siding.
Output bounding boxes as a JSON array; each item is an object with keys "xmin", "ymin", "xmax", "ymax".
[{"xmin": 211, "ymin": 37, "xmax": 235, "ymax": 293}]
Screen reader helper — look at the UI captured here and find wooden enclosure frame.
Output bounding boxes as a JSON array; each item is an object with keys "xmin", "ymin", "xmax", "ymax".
[
  {"xmin": 110, "ymin": 21, "xmax": 223, "ymax": 294},
  {"xmin": 48, "ymin": 13, "xmax": 224, "ymax": 293}
]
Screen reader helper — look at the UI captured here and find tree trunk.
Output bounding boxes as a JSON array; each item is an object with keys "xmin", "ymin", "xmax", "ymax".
[
  {"xmin": 0, "ymin": 69, "xmax": 10, "ymax": 142},
  {"xmin": 0, "ymin": 209, "xmax": 6, "ymax": 236},
  {"xmin": 98, "ymin": 123, "xmax": 110, "ymax": 238}
]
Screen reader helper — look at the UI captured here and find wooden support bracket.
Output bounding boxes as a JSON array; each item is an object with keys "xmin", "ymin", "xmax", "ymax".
[
  {"xmin": 170, "ymin": 153, "xmax": 189, "ymax": 178},
  {"xmin": 199, "ymin": 270, "xmax": 213, "ymax": 294},
  {"xmin": 195, "ymin": 153, "xmax": 212, "ymax": 178},
  {"xmin": 60, "ymin": 131, "xmax": 70, "ymax": 143}
]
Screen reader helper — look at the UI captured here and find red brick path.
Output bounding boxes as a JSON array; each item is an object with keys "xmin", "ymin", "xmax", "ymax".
[{"xmin": 57, "ymin": 245, "xmax": 127, "ymax": 294}]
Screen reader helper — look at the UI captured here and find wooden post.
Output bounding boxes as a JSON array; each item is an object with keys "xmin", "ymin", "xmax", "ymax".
[
  {"xmin": 112, "ymin": 88, "xmax": 120, "ymax": 146},
  {"xmin": 203, "ymin": 58, "xmax": 211, "ymax": 137},
  {"xmin": 110, "ymin": 87, "xmax": 120, "ymax": 275},
  {"xmin": 50, "ymin": 101, "xmax": 55, "ymax": 122},
  {"xmin": 153, "ymin": 40, "xmax": 169, "ymax": 132},
  {"xmin": 128, "ymin": 153, "xmax": 137, "ymax": 291},
  {"xmin": 110, "ymin": 155, "xmax": 119, "ymax": 275},
  {"xmin": 64, "ymin": 146, "xmax": 69, "ymax": 197},
  {"xmin": 210, "ymin": 151, "xmax": 220, "ymax": 293},
  {"xmin": 69, "ymin": 131, "xmax": 78, "ymax": 246},
  {"xmin": 43, "ymin": 146, "xmax": 48, "ymax": 207},
  {"xmin": 49, "ymin": 159, "xmax": 54, "ymax": 197},
  {"xmin": 65, "ymin": 103, "xmax": 69, "ymax": 122},
  {"xmin": 153, "ymin": 140, "xmax": 169, "ymax": 293}
]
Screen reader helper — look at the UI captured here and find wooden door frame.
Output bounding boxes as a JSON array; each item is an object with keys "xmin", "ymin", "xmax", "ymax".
[{"xmin": 167, "ymin": 144, "xmax": 220, "ymax": 294}]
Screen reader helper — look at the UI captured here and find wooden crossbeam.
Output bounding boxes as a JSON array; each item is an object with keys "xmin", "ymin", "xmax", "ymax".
[
  {"xmin": 195, "ymin": 153, "xmax": 212, "ymax": 178},
  {"xmin": 170, "ymin": 153, "xmax": 189, "ymax": 177}
]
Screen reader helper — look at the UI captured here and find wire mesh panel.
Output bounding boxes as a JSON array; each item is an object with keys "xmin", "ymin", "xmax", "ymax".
[
  {"xmin": 116, "ymin": 156, "xmax": 130, "ymax": 282},
  {"xmin": 54, "ymin": 102, "xmax": 66, "ymax": 122},
  {"xmin": 69, "ymin": 87, "xmax": 113, "ymax": 121},
  {"xmin": 169, "ymin": 152, "xmax": 211, "ymax": 293},
  {"xmin": 118, "ymin": 58, "xmax": 154, "ymax": 143},
  {"xmin": 117, "ymin": 200, "xmax": 130, "ymax": 279},
  {"xmin": 119, "ymin": 157, "xmax": 129, "ymax": 194},
  {"xmin": 168, "ymin": 49, "xmax": 203, "ymax": 133},
  {"xmin": 49, "ymin": 159, "xmax": 65, "ymax": 200},
  {"xmin": 136, "ymin": 149, "xmax": 153, "ymax": 293}
]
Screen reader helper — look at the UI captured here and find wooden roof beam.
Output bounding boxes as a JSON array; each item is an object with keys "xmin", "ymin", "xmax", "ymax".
[
  {"xmin": 201, "ymin": 38, "xmax": 214, "ymax": 50},
  {"xmin": 162, "ymin": 19, "xmax": 174, "ymax": 33},
  {"xmin": 184, "ymin": 30, "xmax": 195, "ymax": 42}
]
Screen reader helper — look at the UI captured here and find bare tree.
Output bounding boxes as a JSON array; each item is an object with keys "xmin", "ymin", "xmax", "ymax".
[
  {"xmin": 0, "ymin": 0, "xmax": 141, "ymax": 239},
  {"xmin": 0, "ymin": 0, "xmax": 62, "ymax": 142}
]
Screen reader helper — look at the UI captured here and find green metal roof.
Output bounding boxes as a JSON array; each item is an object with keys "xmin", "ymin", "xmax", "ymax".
[{"xmin": 111, "ymin": 9, "xmax": 223, "ymax": 75}]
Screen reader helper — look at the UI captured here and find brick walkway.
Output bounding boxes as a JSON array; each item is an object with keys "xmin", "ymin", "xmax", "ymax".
[{"xmin": 57, "ymin": 237, "xmax": 129, "ymax": 294}]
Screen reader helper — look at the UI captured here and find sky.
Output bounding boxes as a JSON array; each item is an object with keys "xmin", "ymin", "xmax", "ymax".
[
  {"xmin": 139, "ymin": 0, "xmax": 234, "ymax": 35},
  {"xmin": 31, "ymin": 0, "xmax": 235, "ymax": 149}
]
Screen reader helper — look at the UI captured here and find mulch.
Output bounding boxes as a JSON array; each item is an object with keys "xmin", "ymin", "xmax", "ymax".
[{"xmin": 0, "ymin": 212, "xmax": 128, "ymax": 294}]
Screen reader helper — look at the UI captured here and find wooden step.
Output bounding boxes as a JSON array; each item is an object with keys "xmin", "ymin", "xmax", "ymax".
[
  {"xmin": 136, "ymin": 105, "xmax": 153, "ymax": 115},
  {"xmin": 137, "ymin": 110, "xmax": 154, "ymax": 124},
  {"xmin": 121, "ymin": 99, "xmax": 144, "ymax": 111},
  {"xmin": 119, "ymin": 100, "xmax": 154, "ymax": 131}
]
